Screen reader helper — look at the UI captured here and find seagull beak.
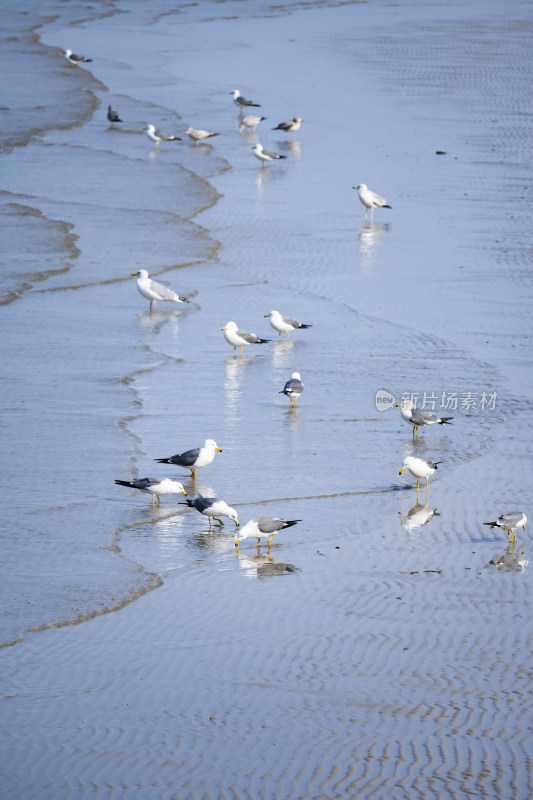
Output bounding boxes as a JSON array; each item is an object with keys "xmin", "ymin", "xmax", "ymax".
[
  {"xmin": 182, "ymin": 489, "xmax": 187, "ymax": 495},
  {"xmin": 264, "ymin": 313, "xmax": 270, "ymax": 318},
  {"xmin": 216, "ymin": 447, "xmax": 222, "ymax": 452},
  {"xmin": 131, "ymin": 272, "xmax": 137, "ymax": 277},
  {"xmin": 235, "ymin": 539, "xmax": 241, "ymax": 547},
  {"xmin": 235, "ymin": 520, "xmax": 240, "ymax": 527},
  {"xmin": 221, "ymin": 326, "xmax": 227, "ymax": 331},
  {"xmin": 395, "ymin": 403, "xmax": 402, "ymax": 408},
  {"xmin": 399, "ymin": 467, "xmax": 406, "ymax": 475}
]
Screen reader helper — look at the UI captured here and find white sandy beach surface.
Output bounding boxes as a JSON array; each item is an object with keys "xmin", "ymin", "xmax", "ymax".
[{"xmin": 1, "ymin": 0, "xmax": 532, "ymax": 797}]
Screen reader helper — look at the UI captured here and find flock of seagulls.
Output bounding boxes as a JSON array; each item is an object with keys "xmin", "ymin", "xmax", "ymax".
[{"xmin": 64, "ymin": 46, "xmax": 525, "ymax": 552}]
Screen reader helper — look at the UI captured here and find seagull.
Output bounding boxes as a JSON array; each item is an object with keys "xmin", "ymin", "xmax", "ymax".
[
  {"xmin": 235, "ymin": 517, "xmax": 301, "ymax": 548},
  {"xmin": 154, "ymin": 439, "xmax": 222, "ymax": 479},
  {"xmin": 231, "ymin": 89, "xmax": 260, "ymax": 113},
  {"xmin": 484, "ymin": 512, "xmax": 527, "ymax": 544},
  {"xmin": 131, "ymin": 269, "xmax": 189, "ymax": 312},
  {"xmin": 251, "ymin": 143, "xmax": 287, "ymax": 167},
  {"xmin": 222, "ymin": 321, "xmax": 270, "ymax": 357},
  {"xmin": 272, "ymin": 117, "xmax": 303, "ymax": 134},
  {"xmin": 280, "ymin": 372, "xmax": 304, "ymax": 407},
  {"xmin": 64, "ymin": 49, "xmax": 92, "ymax": 65},
  {"xmin": 185, "ymin": 127, "xmax": 219, "ymax": 144},
  {"xmin": 239, "ymin": 115, "xmax": 266, "ymax": 132},
  {"xmin": 181, "ymin": 495, "xmax": 239, "ymax": 527},
  {"xmin": 114, "ymin": 477, "xmax": 186, "ymax": 505},
  {"xmin": 353, "ymin": 183, "xmax": 392, "ymax": 221},
  {"xmin": 399, "ymin": 456, "xmax": 440, "ymax": 495},
  {"xmin": 264, "ymin": 309, "xmax": 312, "ymax": 339},
  {"xmin": 144, "ymin": 124, "xmax": 181, "ymax": 148},
  {"xmin": 107, "ymin": 105, "xmax": 123, "ymax": 125},
  {"xmin": 395, "ymin": 401, "xmax": 453, "ymax": 439}
]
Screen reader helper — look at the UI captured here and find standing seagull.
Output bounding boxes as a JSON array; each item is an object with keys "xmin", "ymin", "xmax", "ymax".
[
  {"xmin": 396, "ymin": 401, "xmax": 453, "ymax": 439},
  {"xmin": 222, "ymin": 321, "xmax": 270, "ymax": 357},
  {"xmin": 399, "ymin": 456, "xmax": 440, "ymax": 496},
  {"xmin": 114, "ymin": 477, "xmax": 186, "ymax": 505},
  {"xmin": 64, "ymin": 49, "xmax": 92, "ymax": 65},
  {"xmin": 265, "ymin": 309, "xmax": 312, "ymax": 339},
  {"xmin": 484, "ymin": 512, "xmax": 527, "ymax": 544},
  {"xmin": 144, "ymin": 124, "xmax": 181, "ymax": 148},
  {"xmin": 155, "ymin": 439, "xmax": 222, "ymax": 480},
  {"xmin": 235, "ymin": 517, "xmax": 301, "ymax": 548},
  {"xmin": 251, "ymin": 143, "xmax": 287, "ymax": 167},
  {"xmin": 107, "ymin": 105, "xmax": 123, "ymax": 125},
  {"xmin": 353, "ymin": 183, "xmax": 392, "ymax": 221},
  {"xmin": 239, "ymin": 115, "xmax": 266, "ymax": 133},
  {"xmin": 280, "ymin": 372, "xmax": 304, "ymax": 407},
  {"xmin": 181, "ymin": 495, "xmax": 239, "ymax": 528},
  {"xmin": 231, "ymin": 89, "xmax": 260, "ymax": 114},
  {"xmin": 185, "ymin": 127, "xmax": 219, "ymax": 144},
  {"xmin": 131, "ymin": 269, "xmax": 189, "ymax": 312},
  {"xmin": 272, "ymin": 117, "xmax": 303, "ymax": 134}
]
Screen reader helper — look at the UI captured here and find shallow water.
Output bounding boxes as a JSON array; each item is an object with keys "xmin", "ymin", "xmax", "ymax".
[{"xmin": 1, "ymin": 0, "xmax": 532, "ymax": 797}]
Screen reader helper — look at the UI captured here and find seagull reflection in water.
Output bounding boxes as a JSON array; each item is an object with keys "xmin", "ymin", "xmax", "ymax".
[
  {"xmin": 138, "ymin": 310, "xmax": 182, "ymax": 335},
  {"xmin": 358, "ymin": 222, "xmax": 389, "ymax": 271},
  {"xmin": 235, "ymin": 549, "xmax": 300, "ymax": 579},
  {"xmin": 399, "ymin": 502, "xmax": 439, "ymax": 533},
  {"xmin": 489, "ymin": 543, "xmax": 528, "ymax": 569}
]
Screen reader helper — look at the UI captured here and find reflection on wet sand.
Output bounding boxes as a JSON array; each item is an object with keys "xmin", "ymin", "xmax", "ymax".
[
  {"xmin": 357, "ymin": 221, "xmax": 389, "ymax": 271},
  {"xmin": 137, "ymin": 309, "xmax": 183, "ymax": 335},
  {"xmin": 235, "ymin": 549, "xmax": 300, "ymax": 579},
  {"xmin": 399, "ymin": 502, "xmax": 439, "ymax": 533},
  {"xmin": 489, "ymin": 544, "xmax": 528, "ymax": 570},
  {"xmin": 224, "ymin": 356, "xmax": 246, "ymax": 425},
  {"xmin": 284, "ymin": 405, "xmax": 302, "ymax": 433},
  {"xmin": 278, "ymin": 140, "xmax": 301, "ymax": 159},
  {"xmin": 270, "ymin": 339, "xmax": 296, "ymax": 370}
]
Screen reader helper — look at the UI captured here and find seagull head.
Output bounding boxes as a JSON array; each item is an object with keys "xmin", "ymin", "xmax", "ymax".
[
  {"xmin": 222, "ymin": 321, "xmax": 238, "ymax": 332},
  {"xmin": 205, "ymin": 439, "xmax": 222, "ymax": 453}
]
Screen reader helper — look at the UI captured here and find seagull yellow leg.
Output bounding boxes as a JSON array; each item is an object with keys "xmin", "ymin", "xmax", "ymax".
[
  {"xmin": 268, "ymin": 535, "xmax": 275, "ymax": 546},
  {"xmin": 157, "ymin": 495, "xmax": 161, "ymax": 504},
  {"xmin": 191, "ymin": 469, "xmax": 196, "ymax": 480},
  {"xmin": 233, "ymin": 346, "xmax": 236, "ymax": 356},
  {"xmin": 256, "ymin": 538, "xmax": 261, "ymax": 547},
  {"xmin": 508, "ymin": 529, "xmax": 516, "ymax": 543},
  {"xmin": 286, "ymin": 332, "xmax": 290, "ymax": 340},
  {"xmin": 152, "ymin": 495, "xmax": 155, "ymax": 506},
  {"xmin": 240, "ymin": 346, "xmax": 243, "ymax": 357}
]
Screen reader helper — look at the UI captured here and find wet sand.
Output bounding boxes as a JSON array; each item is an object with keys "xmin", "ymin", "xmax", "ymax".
[{"xmin": 1, "ymin": 0, "xmax": 532, "ymax": 797}]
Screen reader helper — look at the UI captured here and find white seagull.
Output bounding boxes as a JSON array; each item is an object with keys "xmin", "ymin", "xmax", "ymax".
[
  {"xmin": 231, "ymin": 89, "xmax": 261, "ymax": 113},
  {"xmin": 107, "ymin": 105, "xmax": 123, "ymax": 125},
  {"xmin": 182, "ymin": 495, "xmax": 239, "ymax": 527},
  {"xmin": 272, "ymin": 117, "xmax": 303, "ymax": 134},
  {"xmin": 235, "ymin": 516, "xmax": 301, "ymax": 548},
  {"xmin": 399, "ymin": 456, "xmax": 440, "ymax": 495},
  {"xmin": 155, "ymin": 439, "xmax": 222, "ymax": 479},
  {"xmin": 114, "ymin": 477, "xmax": 186, "ymax": 505},
  {"xmin": 280, "ymin": 372, "xmax": 304, "ymax": 407},
  {"xmin": 131, "ymin": 269, "xmax": 189, "ymax": 312},
  {"xmin": 185, "ymin": 127, "xmax": 219, "ymax": 144},
  {"xmin": 222, "ymin": 321, "xmax": 270, "ymax": 357},
  {"xmin": 144, "ymin": 124, "xmax": 181, "ymax": 148},
  {"xmin": 265, "ymin": 309, "xmax": 312, "ymax": 339},
  {"xmin": 396, "ymin": 400, "xmax": 453, "ymax": 438},
  {"xmin": 353, "ymin": 183, "xmax": 392, "ymax": 221},
  {"xmin": 239, "ymin": 115, "xmax": 266, "ymax": 132},
  {"xmin": 251, "ymin": 143, "xmax": 287, "ymax": 167},
  {"xmin": 484, "ymin": 512, "xmax": 527, "ymax": 544},
  {"xmin": 64, "ymin": 49, "xmax": 92, "ymax": 65}
]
